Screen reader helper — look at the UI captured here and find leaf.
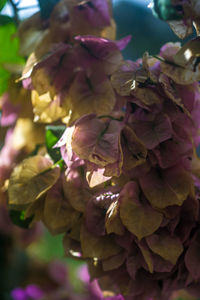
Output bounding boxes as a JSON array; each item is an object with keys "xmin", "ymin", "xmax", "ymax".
[
  {"xmin": 38, "ymin": 0, "xmax": 61, "ymax": 19},
  {"xmin": 0, "ymin": 15, "xmax": 13, "ymax": 25},
  {"xmin": 45, "ymin": 125, "xmax": 66, "ymax": 162},
  {"xmin": 0, "ymin": 0, "xmax": 7, "ymax": 11},
  {"xmin": 8, "ymin": 155, "xmax": 60, "ymax": 207},
  {"xmin": 146, "ymin": 233, "xmax": 183, "ymax": 265},
  {"xmin": 0, "ymin": 22, "xmax": 24, "ymax": 95},
  {"xmin": 0, "ymin": 67, "xmax": 10, "ymax": 96},
  {"xmin": 152, "ymin": 0, "xmax": 182, "ymax": 21},
  {"xmin": 80, "ymin": 224, "xmax": 121, "ymax": 260},
  {"xmin": 120, "ymin": 182, "xmax": 163, "ymax": 240},
  {"xmin": 9, "ymin": 210, "xmax": 33, "ymax": 229}
]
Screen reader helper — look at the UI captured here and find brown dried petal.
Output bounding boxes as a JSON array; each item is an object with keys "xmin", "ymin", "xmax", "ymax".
[
  {"xmin": 146, "ymin": 233, "xmax": 183, "ymax": 265},
  {"xmin": 80, "ymin": 224, "xmax": 121, "ymax": 259}
]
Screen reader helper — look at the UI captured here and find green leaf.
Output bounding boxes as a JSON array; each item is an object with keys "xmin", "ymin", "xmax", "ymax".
[
  {"xmin": 0, "ymin": 0, "xmax": 7, "ymax": 11},
  {"xmin": 0, "ymin": 14, "xmax": 13, "ymax": 25},
  {"xmin": 9, "ymin": 210, "xmax": 33, "ymax": 229},
  {"xmin": 38, "ymin": 0, "xmax": 61, "ymax": 19},
  {"xmin": 0, "ymin": 67, "xmax": 10, "ymax": 96},
  {"xmin": 45, "ymin": 125, "xmax": 65, "ymax": 163},
  {"xmin": 0, "ymin": 22, "xmax": 24, "ymax": 96},
  {"xmin": 152, "ymin": 0, "xmax": 183, "ymax": 21}
]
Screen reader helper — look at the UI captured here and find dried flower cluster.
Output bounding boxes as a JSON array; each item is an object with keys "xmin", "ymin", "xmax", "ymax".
[{"xmin": 1, "ymin": 0, "xmax": 200, "ymax": 299}]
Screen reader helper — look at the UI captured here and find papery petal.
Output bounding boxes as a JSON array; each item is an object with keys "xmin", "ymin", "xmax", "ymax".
[
  {"xmin": 133, "ymin": 114, "xmax": 172, "ymax": 150},
  {"xmin": 119, "ymin": 182, "xmax": 163, "ymax": 240},
  {"xmin": 152, "ymin": 138, "xmax": 192, "ymax": 169},
  {"xmin": 185, "ymin": 240, "xmax": 200, "ymax": 281},
  {"xmin": 111, "ymin": 60, "xmax": 139, "ymax": 96},
  {"xmin": 67, "ymin": 70, "xmax": 116, "ymax": 124},
  {"xmin": 102, "ymin": 252, "xmax": 126, "ymax": 272},
  {"xmin": 43, "ymin": 177, "xmax": 80, "ymax": 235},
  {"xmin": 32, "ymin": 90, "xmax": 68, "ymax": 123},
  {"xmin": 121, "ymin": 126, "xmax": 147, "ymax": 171},
  {"xmin": 71, "ymin": 114, "xmax": 105, "ymax": 160},
  {"xmin": 126, "ymin": 253, "xmax": 143, "ymax": 280},
  {"xmin": 86, "ymin": 164, "xmax": 111, "ymax": 188},
  {"xmin": 8, "ymin": 155, "xmax": 60, "ymax": 207},
  {"xmin": 132, "ymin": 86, "xmax": 161, "ymax": 106},
  {"xmin": 115, "ymin": 35, "xmax": 132, "ymax": 51},
  {"xmin": 12, "ymin": 118, "xmax": 45, "ymax": 152},
  {"xmin": 0, "ymin": 92, "xmax": 19, "ymax": 126},
  {"xmin": 75, "ymin": 35, "xmax": 122, "ymax": 75},
  {"xmin": 146, "ymin": 232, "xmax": 183, "ymax": 265},
  {"xmin": 85, "ymin": 190, "xmax": 113, "ymax": 236},
  {"xmin": 140, "ymin": 166, "xmax": 192, "ymax": 209},
  {"xmin": 137, "ymin": 240, "xmax": 154, "ymax": 273},
  {"xmin": 63, "ymin": 167, "xmax": 90, "ymax": 213},
  {"xmin": 72, "ymin": 0, "xmax": 111, "ymax": 28},
  {"xmin": 167, "ymin": 19, "xmax": 193, "ymax": 39},
  {"xmin": 105, "ymin": 200, "xmax": 124, "ymax": 235},
  {"xmin": 81, "ymin": 224, "xmax": 122, "ymax": 259}
]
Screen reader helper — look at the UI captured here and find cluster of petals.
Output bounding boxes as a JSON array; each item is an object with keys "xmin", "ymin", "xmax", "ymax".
[
  {"xmin": 22, "ymin": 34, "xmax": 130, "ymax": 125},
  {"xmin": 8, "ymin": 38, "xmax": 200, "ymax": 300},
  {"xmin": 5, "ymin": 1, "xmax": 200, "ymax": 300},
  {"xmin": 20, "ymin": 0, "xmax": 132, "ymax": 125}
]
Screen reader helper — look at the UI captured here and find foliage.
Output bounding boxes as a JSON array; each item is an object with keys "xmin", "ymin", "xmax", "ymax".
[{"xmin": 0, "ymin": 21, "xmax": 24, "ymax": 96}]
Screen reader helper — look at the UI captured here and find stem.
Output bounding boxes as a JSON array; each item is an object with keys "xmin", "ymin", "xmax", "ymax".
[
  {"xmin": 39, "ymin": 159, "xmax": 64, "ymax": 176},
  {"xmin": 8, "ymin": 0, "xmax": 19, "ymax": 25},
  {"xmin": 18, "ymin": 5, "xmax": 39, "ymax": 10},
  {"xmin": 153, "ymin": 55, "xmax": 184, "ymax": 69},
  {"xmin": 52, "ymin": 158, "xmax": 64, "ymax": 169}
]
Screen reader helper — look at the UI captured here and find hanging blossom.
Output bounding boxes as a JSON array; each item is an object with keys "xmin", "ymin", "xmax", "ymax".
[
  {"xmin": 8, "ymin": 39, "xmax": 200, "ymax": 299},
  {"xmin": 6, "ymin": 0, "xmax": 200, "ymax": 299}
]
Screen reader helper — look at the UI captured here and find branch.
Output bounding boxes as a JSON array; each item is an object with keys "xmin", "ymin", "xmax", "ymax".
[
  {"xmin": 8, "ymin": 0, "xmax": 20, "ymax": 25},
  {"xmin": 18, "ymin": 5, "xmax": 39, "ymax": 10}
]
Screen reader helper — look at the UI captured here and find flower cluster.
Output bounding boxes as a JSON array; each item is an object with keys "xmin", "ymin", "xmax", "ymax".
[{"xmin": 3, "ymin": 0, "xmax": 200, "ymax": 299}]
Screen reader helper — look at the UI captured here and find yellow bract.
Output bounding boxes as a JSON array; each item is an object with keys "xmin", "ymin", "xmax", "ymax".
[
  {"xmin": 8, "ymin": 155, "xmax": 60, "ymax": 208},
  {"xmin": 44, "ymin": 185, "xmax": 80, "ymax": 235},
  {"xmin": 67, "ymin": 74, "xmax": 116, "ymax": 125},
  {"xmin": 32, "ymin": 90, "xmax": 68, "ymax": 123},
  {"xmin": 12, "ymin": 118, "xmax": 45, "ymax": 152}
]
